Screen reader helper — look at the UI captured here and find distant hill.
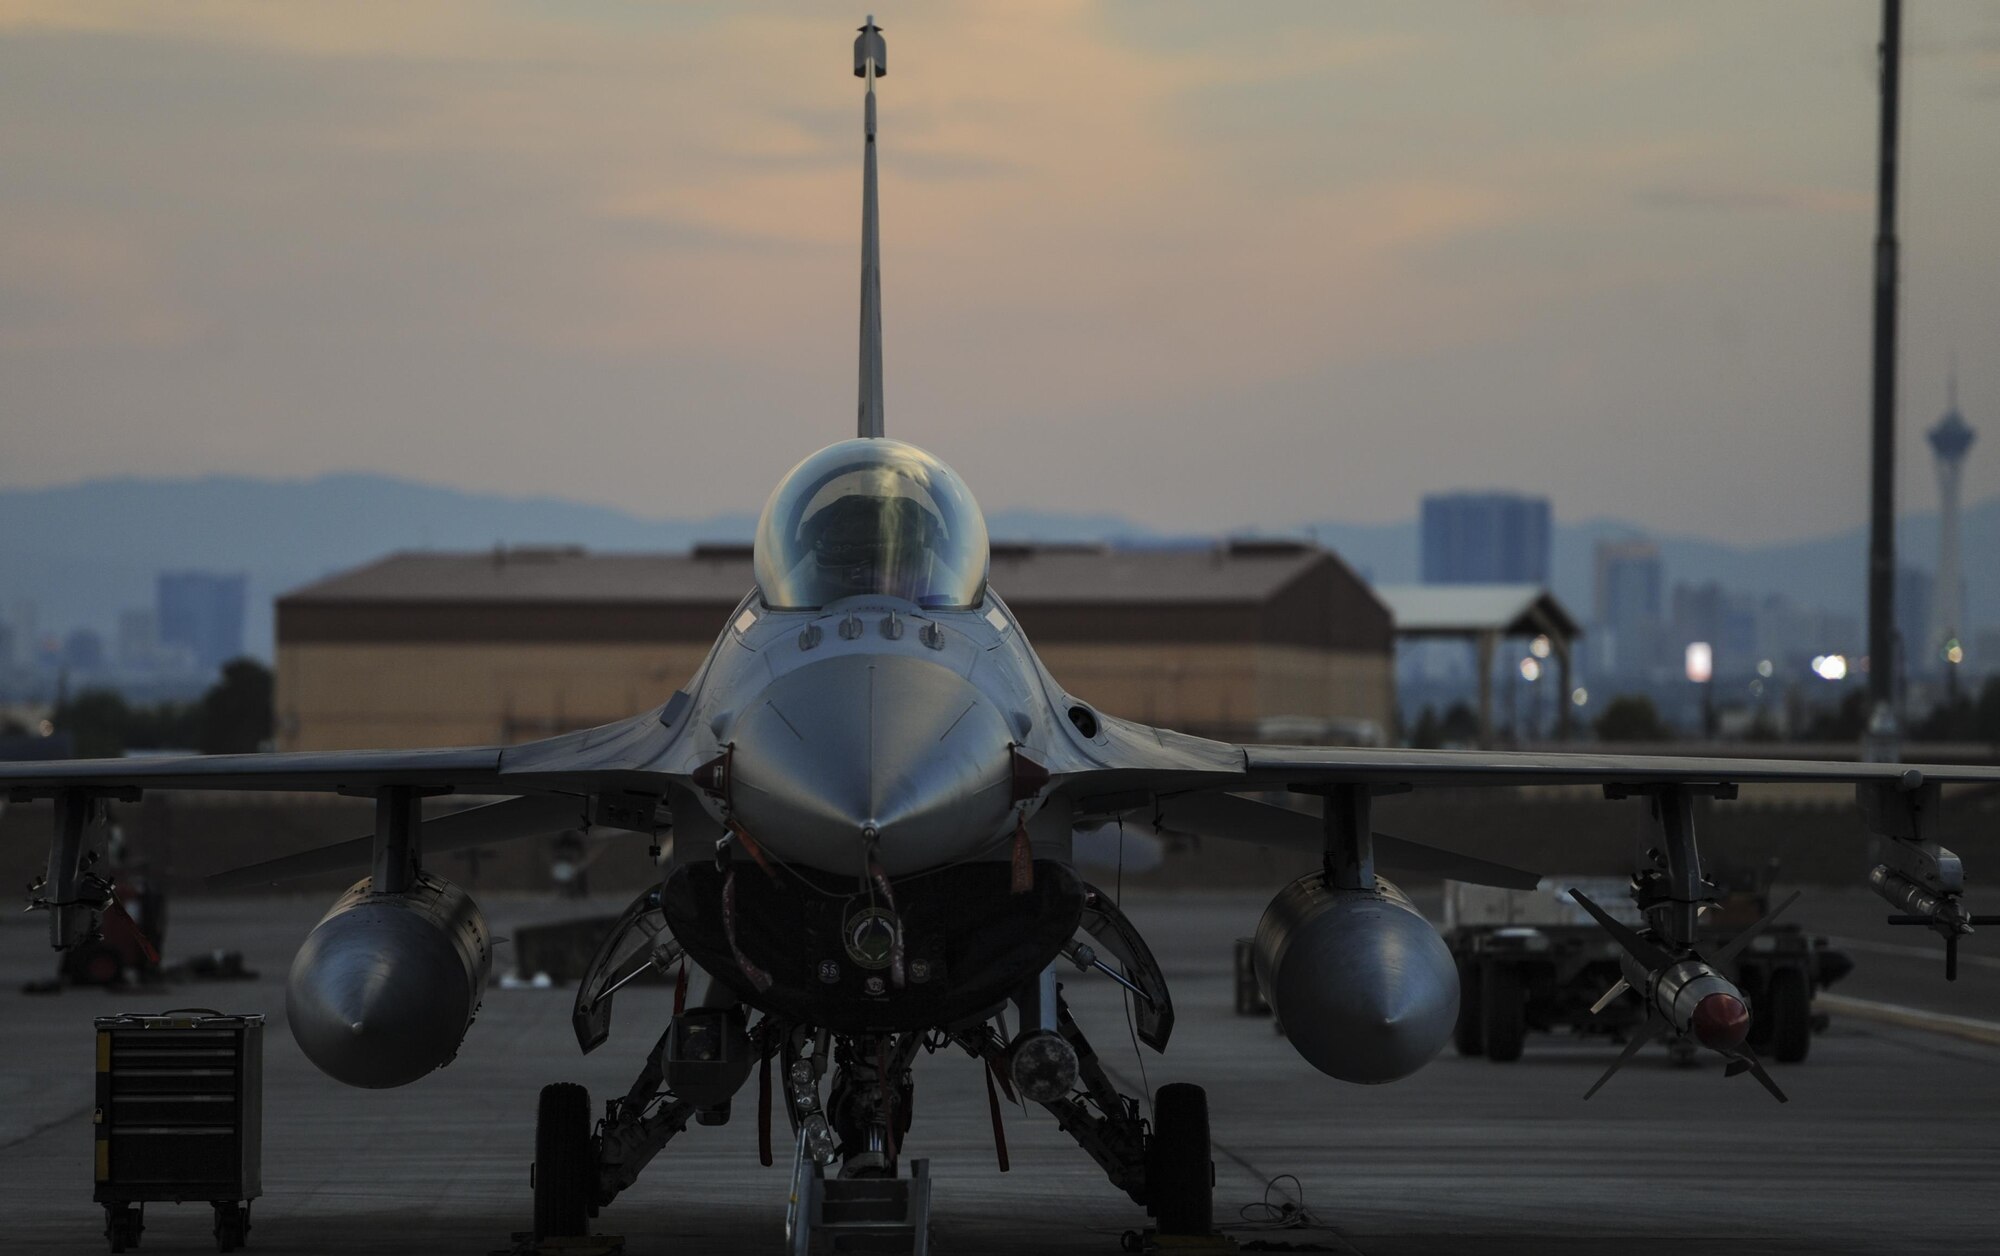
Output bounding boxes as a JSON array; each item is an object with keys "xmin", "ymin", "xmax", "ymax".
[{"xmin": 0, "ymin": 472, "xmax": 1992, "ymax": 658}]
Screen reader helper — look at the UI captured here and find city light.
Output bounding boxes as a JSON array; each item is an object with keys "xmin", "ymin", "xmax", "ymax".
[
  {"xmin": 1519, "ymin": 657, "xmax": 1541, "ymax": 682},
  {"xmin": 1571, "ymin": 687, "xmax": 1589, "ymax": 707},
  {"xmin": 1945, "ymin": 639, "xmax": 1965, "ymax": 666},
  {"xmin": 1684, "ymin": 642, "xmax": 1713, "ymax": 685},
  {"xmin": 1811, "ymin": 654, "xmax": 1848, "ymax": 681},
  {"xmin": 1529, "ymin": 635, "xmax": 1552, "ymax": 659},
  {"xmin": 1756, "ymin": 659, "xmax": 1774, "ymax": 678}
]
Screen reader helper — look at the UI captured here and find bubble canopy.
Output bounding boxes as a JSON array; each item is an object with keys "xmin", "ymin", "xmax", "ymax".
[{"xmin": 754, "ymin": 438, "xmax": 990, "ymax": 610}]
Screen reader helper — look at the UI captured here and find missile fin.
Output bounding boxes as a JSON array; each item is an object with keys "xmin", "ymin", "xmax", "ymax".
[
  {"xmin": 1732, "ymin": 1046, "xmax": 1789, "ymax": 1103},
  {"xmin": 1711, "ymin": 890, "xmax": 1803, "ymax": 966},
  {"xmin": 1583, "ymin": 1018, "xmax": 1659, "ymax": 1100},
  {"xmin": 1568, "ymin": 888, "xmax": 1672, "ymax": 970},
  {"xmin": 1588, "ymin": 977, "xmax": 1631, "ymax": 1015}
]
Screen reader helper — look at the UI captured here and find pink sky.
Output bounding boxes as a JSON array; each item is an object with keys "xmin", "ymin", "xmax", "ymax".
[{"xmin": 1, "ymin": 1, "xmax": 1995, "ymax": 542}]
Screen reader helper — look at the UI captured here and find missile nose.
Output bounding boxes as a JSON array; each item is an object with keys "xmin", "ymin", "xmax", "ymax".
[{"xmin": 1692, "ymin": 991, "xmax": 1751, "ymax": 1051}]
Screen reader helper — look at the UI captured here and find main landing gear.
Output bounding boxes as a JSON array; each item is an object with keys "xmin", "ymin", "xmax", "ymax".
[{"xmin": 530, "ymin": 1011, "xmax": 1216, "ymax": 1248}]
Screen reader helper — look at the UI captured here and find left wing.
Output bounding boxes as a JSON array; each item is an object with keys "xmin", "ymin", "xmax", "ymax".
[
  {"xmin": 1046, "ymin": 712, "xmax": 1995, "ymax": 971},
  {"xmin": 1055, "ymin": 712, "xmax": 2000, "ymax": 799}
]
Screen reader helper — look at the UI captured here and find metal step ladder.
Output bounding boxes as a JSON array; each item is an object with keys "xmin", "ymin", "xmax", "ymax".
[{"xmin": 787, "ymin": 1157, "xmax": 932, "ymax": 1256}]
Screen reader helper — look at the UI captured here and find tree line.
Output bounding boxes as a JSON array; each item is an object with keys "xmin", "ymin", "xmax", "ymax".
[{"xmin": 3, "ymin": 659, "xmax": 276, "ymax": 758}]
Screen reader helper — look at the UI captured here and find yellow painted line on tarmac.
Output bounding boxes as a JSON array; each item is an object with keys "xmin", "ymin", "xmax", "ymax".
[{"xmin": 1818, "ymin": 992, "xmax": 2000, "ymax": 1048}]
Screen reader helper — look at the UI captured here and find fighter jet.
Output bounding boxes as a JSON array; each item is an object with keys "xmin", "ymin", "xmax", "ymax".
[{"xmin": 12, "ymin": 17, "xmax": 2000, "ymax": 1246}]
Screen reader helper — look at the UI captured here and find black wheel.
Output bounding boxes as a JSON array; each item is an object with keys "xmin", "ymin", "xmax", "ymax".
[
  {"xmin": 1146, "ymin": 1084, "xmax": 1214, "ymax": 1236},
  {"xmin": 1766, "ymin": 968, "xmax": 1812, "ymax": 1063},
  {"xmin": 534, "ymin": 1082, "xmax": 594, "ymax": 1239},
  {"xmin": 1481, "ymin": 962, "xmax": 1526, "ymax": 1063},
  {"xmin": 1232, "ymin": 940, "xmax": 1264, "ymax": 1016},
  {"xmin": 212, "ymin": 1202, "xmax": 247, "ymax": 1252},
  {"xmin": 1454, "ymin": 959, "xmax": 1485, "ymax": 1057},
  {"xmin": 1742, "ymin": 971, "xmax": 1776, "ymax": 1052},
  {"xmin": 105, "ymin": 1204, "xmax": 142, "ymax": 1253}
]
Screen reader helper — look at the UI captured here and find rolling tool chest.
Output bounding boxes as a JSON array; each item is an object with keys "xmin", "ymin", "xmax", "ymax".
[{"xmin": 93, "ymin": 1010, "xmax": 264, "ymax": 1252}]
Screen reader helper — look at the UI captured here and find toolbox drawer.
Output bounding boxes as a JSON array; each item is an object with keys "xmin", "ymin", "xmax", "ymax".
[{"xmin": 93, "ymin": 1011, "xmax": 264, "ymax": 1207}]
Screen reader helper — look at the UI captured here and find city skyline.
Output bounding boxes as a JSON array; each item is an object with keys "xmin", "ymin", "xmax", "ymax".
[{"xmin": 0, "ymin": 3, "xmax": 1994, "ymax": 546}]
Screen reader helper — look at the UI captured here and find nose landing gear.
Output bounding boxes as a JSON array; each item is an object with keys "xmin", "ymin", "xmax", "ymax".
[{"xmin": 531, "ymin": 1083, "xmax": 595, "ymax": 1240}]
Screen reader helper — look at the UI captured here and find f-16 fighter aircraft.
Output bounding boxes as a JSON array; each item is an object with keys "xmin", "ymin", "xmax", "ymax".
[{"xmin": 12, "ymin": 17, "xmax": 2000, "ymax": 1246}]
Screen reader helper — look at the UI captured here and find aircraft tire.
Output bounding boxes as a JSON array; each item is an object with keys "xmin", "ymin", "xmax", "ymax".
[
  {"xmin": 534, "ymin": 1082, "xmax": 593, "ymax": 1238},
  {"xmin": 1481, "ymin": 963, "xmax": 1526, "ymax": 1062},
  {"xmin": 1147, "ymin": 1083, "xmax": 1214, "ymax": 1236},
  {"xmin": 1454, "ymin": 959, "xmax": 1486, "ymax": 1056},
  {"xmin": 1744, "ymin": 971, "xmax": 1777, "ymax": 1052},
  {"xmin": 1767, "ymin": 969, "xmax": 1812, "ymax": 1064}
]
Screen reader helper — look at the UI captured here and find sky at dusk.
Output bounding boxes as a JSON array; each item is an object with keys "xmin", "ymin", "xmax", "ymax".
[{"xmin": 1, "ymin": 1, "xmax": 1996, "ymax": 544}]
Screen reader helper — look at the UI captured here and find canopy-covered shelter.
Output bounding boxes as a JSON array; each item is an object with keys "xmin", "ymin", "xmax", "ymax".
[{"xmin": 1374, "ymin": 584, "xmax": 1583, "ymax": 745}]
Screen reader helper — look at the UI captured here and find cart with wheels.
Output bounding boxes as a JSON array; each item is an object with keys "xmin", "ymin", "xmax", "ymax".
[{"xmin": 93, "ymin": 1010, "xmax": 263, "ymax": 1252}]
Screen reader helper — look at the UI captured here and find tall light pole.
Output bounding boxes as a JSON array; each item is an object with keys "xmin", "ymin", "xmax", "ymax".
[{"xmin": 1864, "ymin": 0, "xmax": 1902, "ymax": 759}]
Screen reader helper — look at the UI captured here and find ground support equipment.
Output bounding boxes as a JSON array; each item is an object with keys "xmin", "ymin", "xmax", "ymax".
[{"xmin": 92, "ymin": 1010, "xmax": 263, "ymax": 1253}]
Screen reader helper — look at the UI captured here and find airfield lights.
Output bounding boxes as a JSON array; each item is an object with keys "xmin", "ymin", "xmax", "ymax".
[
  {"xmin": 1570, "ymin": 687, "xmax": 1589, "ymax": 708},
  {"xmin": 1811, "ymin": 655, "xmax": 1849, "ymax": 682},
  {"xmin": 1519, "ymin": 657, "xmax": 1541, "ymax": 682},
  {"xmin": 1684, "ymin": 642, "xmax": 1714, "ymax": 686},
  {"xmin": 1529, "ymin": 635, "xmax": 1552, "ymax": 660}
]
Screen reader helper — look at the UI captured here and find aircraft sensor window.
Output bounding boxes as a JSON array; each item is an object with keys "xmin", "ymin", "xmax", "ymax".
[{"xmin": 754, "ymin": 438, "xmax": 990, "ymax": 610}]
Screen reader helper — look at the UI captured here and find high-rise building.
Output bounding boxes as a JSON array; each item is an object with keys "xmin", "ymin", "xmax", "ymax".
[
  {"xmin": 1593, "ymin": 539, "xmax": 1663, "ymax": 675},
  {"xmin": 9, "ymin": 601, "xmax": 38, "ymax": 666},
  {"xmin": 157, "ymin": 571, "xmax": 248, "ymax": 671},
  {"xmin": 62, "ymin": 628, "xmax": 106, "ymax": 673},
  {"xmin": 1895, "ymin": 565, "xmax": 1934, "ymax": 679},
  {"xmin": 1420, "ymin": 492, "xmax": 1551, "ymax": 585},
  {"xmin": 1671, "ymin": 581, "xmax": 1757, "ymax": 676},
  {"xmin": 1928, "ymin": 372, "xmax": 1976, "ymax": 674}
]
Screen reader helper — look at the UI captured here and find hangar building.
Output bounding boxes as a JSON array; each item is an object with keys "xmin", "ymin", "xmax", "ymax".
[{"xmin": 273, "ymin": 540, "xmax": 1395, "ymax": 751}]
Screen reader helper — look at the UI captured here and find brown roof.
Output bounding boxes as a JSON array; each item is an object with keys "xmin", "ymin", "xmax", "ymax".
[{"xmin": 278, "ymin": 541, "xmax": 1393, "ymax": 652}]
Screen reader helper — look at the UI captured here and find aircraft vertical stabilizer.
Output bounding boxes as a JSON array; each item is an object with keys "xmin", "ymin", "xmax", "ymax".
[{"xmin": 856, "ymin": 17, "xmax": 886, "ymax": 438}]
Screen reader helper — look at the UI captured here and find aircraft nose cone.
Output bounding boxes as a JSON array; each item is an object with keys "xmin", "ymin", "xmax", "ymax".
[
  {"xmin": 1692, "ymin": 991, "xmax": 1751, "ymax": 1051},
  {"xmin": 727, "ymin": 652, "xmax": 1015, "ymax": 874}
]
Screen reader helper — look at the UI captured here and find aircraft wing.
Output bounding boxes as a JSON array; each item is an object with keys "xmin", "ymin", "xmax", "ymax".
[
  {"xmin": 0, "ymin": 696, "xmax": 696, "ymax": 800},
  {"xmin": 1058, "ymin": 711, "xmax": 2000, "ymax": 797},
  {"xmin": 1231, "ymin": 742, "xmax": 2000, "ymax": 790},
  {"xmin": 0, "ymin": 745, "xmax": 514, "ymax": 796}
]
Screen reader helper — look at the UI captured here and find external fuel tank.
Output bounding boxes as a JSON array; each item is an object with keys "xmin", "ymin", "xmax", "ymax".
[
  {"xmin": 286, "ymin": 873, "xmax": 491, "ymax": 1089},
  {"xmin": 1252, "ymin": 872, "xmax": 1458, "ymax": 1085}
]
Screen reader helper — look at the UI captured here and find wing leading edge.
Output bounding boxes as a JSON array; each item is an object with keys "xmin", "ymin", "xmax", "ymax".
[
  {"xmin": 1059, "ymin": 712, "xmax": 2000, "ymax": 799},
  {"xmin": 0, "ymin": 696, "xmax": 698, "ymax": 800}
]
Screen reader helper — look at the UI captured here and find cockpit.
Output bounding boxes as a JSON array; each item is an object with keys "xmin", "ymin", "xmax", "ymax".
[{"xmin": 753, "ymin": 438, "xmax": 990, "ymax": 610}]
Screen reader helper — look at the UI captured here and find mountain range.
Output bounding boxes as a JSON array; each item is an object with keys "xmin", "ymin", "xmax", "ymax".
[{"xmin": 1, "ymin": 473, "xmax": 1994, "ymax": 660}]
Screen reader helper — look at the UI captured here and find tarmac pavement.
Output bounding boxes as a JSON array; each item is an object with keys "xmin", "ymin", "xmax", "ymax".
[{"xmin": 3, "ymin": 887, "xmax": 1998, "ymax": 1255}]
